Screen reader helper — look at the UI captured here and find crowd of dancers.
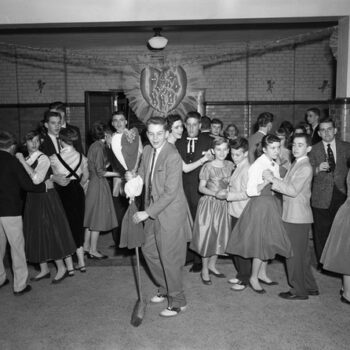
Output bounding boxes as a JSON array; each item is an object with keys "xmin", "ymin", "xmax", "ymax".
[{"xmin": 0, "ymin": 104, "xmax": 350, "ymax": 318}]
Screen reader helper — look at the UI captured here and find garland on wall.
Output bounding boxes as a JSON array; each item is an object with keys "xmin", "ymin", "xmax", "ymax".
[{"xmin": 0, "ymin": 26, "xmax": 337, "ymax": 118}]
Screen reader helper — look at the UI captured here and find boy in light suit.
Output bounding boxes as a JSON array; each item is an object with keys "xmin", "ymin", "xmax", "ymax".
[
  {"xmin": 263, "ymin": 133, "xmax": 318, "ymax": 300},
  {"xmin": 130, "ymin": 117, "xmax": 188, "ymax": 317}
]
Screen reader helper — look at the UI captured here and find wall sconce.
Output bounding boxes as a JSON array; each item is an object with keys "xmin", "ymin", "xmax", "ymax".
[
  {"xmin": 266, "ymin": 80, "xmax": 275, "ymax": 93},
  {"xmin": 147, "ymin": 28, "xmax": 168, "ymax": 51},
  {"xmin": 36, "ymin": 79, "xmax": 46, "ymax": 93},
  {"xmin": 318, "ymin": 80, "xmax": 330, "ymax": 93}
]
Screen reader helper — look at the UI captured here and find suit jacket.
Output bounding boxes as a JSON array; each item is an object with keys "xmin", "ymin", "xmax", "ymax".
[
  {"xmin": 175, "ymin": 131, "xmax": 212, "ymax": 213},
  {"xmin": 311, "ymin": 125, "xmax": 322, "ymax": 145},
  {"xmin": 309, "ymin": 139, "xmax": 350, "ymax": 209},
  {"xmin": 139, "ymin": 142, "xmax": 188, "ymax": 238},
  {"xmin": 271, "ymin": 157, "xmax": 313, "ymax": 223},
  {"xmin": 0, "ymin": 150, "xmax": 46, "ymax": 216},
  {"xmin": 40, "ymin": 133, "xmax": 57, "ymax": 157},
  {"xmin": 248, "ymin": 131, "xmax": 265, "ymax": 164}
]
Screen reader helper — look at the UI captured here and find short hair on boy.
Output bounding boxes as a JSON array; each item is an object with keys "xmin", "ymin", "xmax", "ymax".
[
  {"xmin": 49, "ymin": 101, "xmax": 65, "ymax": 113},
  {"xmin": 257, "ymin": 112, "xmax": 274, "ymax": 127},
  {"xmin": 201, "ymin": 116, "xmax": 211, "ymax": 129},
  {"xmin": 185, "ymin": 111, "xmax": 201, "ymax": 123},
  {"xmin": 229, "ymin": 137, "xmax": 248, "ymax": 153},
  {"xmin": 146, "ymin": 116, "xmax": 167, "ymax": 130},
  {"xmin": 319, "ymin": 116, "xmax": 336, "ymax": 128},
  {"xmin": 306, "ymin": 107, "xmax": 321, "ymax": 117},
  {"xmin": 0, "ymin": 130, "xmax": 17, "ymax": 150},
  {"xmin": 292, "ymin": 133, "xmax": 312, "ymax": 146},
  {"xmin": 211, "ymin": 118, "xmax": 223, "ymax": 128},
  {"xmin": 44, "ymin": 110, "xmax": 61, "ymax": 123}
]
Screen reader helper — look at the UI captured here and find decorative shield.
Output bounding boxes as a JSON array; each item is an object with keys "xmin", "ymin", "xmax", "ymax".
[{"xmin": 140, "ymin": 65, "xmax": 187, "ymax": 115}]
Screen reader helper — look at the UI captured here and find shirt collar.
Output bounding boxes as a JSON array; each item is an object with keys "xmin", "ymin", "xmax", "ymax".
[
  {"xmin": 235, "ymin": 157, "xmax": 249, "ymax": 168},
  {"xmin": 322, "ymin": 139, "xmax": 336, "ymax": 148},
  {"xmin": 296, "ymin": 155, "xmax": 308, "ymax": 163}
]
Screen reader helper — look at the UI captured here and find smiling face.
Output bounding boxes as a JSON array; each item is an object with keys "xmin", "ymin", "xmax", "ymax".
[
  {"xmin": 112, "ymin": 114, "xmax": 127, "ymax": 133},
  {"xmin": 318, "ymin": 122, "xmax": 337, "ymax": 143},
  {"xmin": 292, "ymin": 136, "xmax": 311, "ymax": 159},
  {"xmin": 26, "ymin": 135, "xmax": 41, "ymax": 154},
  {"xmin": 171, "ymin": 120, "xmax": 184, "ymax": 140},
  {"xmin": 147, "ymin": 123, "xmax": 169, "ymax": 149},
  {"xmin": 213, "ymin": 142, "xmax": 229, "ymax": 161},
  {"xmin": 263, "ymin": 141, "xmax": 281, "ymax": 160}
]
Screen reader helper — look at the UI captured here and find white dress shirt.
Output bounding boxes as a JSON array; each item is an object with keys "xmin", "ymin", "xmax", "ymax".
[{"xmin": 322, "ymin": 139, "xmax": 337, "ymax": 163}]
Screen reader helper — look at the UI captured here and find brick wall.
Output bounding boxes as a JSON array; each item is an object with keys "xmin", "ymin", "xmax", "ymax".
[{"xmin": 0, "ymin": 38, "xmax": 335, "ymax": 140}]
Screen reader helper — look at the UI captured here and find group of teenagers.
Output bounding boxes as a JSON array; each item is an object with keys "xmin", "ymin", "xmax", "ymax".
[
  {"xmin": 127, "ymin": 108, "xmax": 350, "ymax": 318},
  {"xmin": 0, "ymin": 105, "xmax": 350, "ymax": 319}
]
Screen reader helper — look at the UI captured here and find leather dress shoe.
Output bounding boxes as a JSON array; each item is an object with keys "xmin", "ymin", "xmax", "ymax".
[
  {"xmin": 30, "ymin": 273, "xmax": 51, "ymax": 282},
  {"xmin": 248, "ymin": 282, "xmax": 266, "ymax": 294},
  {"xmin": 340, "ymin": 295, "xmax": 350, "ymax": 305},
  {"xmin": 14, "ymin": 285, "xmax": 32, "ymax": 296},
  {"xmin": 189, "ymin": 263, "xmax": 202, "ymax": 273},
  {"xmin": 279, "ymin": 291, "xmax": 308, "ymax": 300},
  {"xmin": 308, "ymin": 290, "xmax": 320, "ymax": 296},
  {"xmin": 159, "ymin": 305, "xmax": 187, "ymax": 317},
  {"xmin": 209, "ymin": 269, "xmax": 226, "ymax": 278},
  {"xmin": 258, "ymin": 278, "xmax": 278, "ymax": 286},
  {"xmin": 200, "ymin": 273, "xmax": 212, "ymax": 285},
  {"xmin": 0, "ymin": 278, "xmax": 9, "ymax": 289},
  {"xmin": 51, "ymin": 271, "xmax": 68, "ymax": 284}
]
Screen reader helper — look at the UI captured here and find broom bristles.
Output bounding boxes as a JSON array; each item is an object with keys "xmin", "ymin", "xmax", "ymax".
[{"xmin": 130, "ymin": 298, "xmax": 146, "ymax": 327}]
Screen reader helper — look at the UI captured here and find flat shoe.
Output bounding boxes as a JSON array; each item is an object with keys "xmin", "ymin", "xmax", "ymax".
[
  {"xmin": 14, "ymin": 285, "xmax": 32, "ymax": 296},
  {"xmin": 308, "ymin": 289, "xmax": 319, "ymax": 296},
  {"xmin": 30, "ymin": 273, "xmax": 51, "ymax": 282},
  {"xmin": 87, "ymin": 252, "xmax": 108, "ymax": 260},
  {"xmin": 248, "ymin": 282, "xmax": 266, "ymax": 294},
  {"xmin": 228, "ymin": 278, "xmax": 240, "ymax": 285},
  {"xmin": 67, "ymin": 269, "xmax": 75, "ymax": 277},
  {"xmin": 258, "ymin": 278, "xmax": 278, "ymax": 286},
  {"xmin": 208, "ymin": 269, "xmax": 226, "ymax": 278},
  {"xmin": 200, "ymin": 273, "xmax": 212, "ymax": 285},
  {"xmin": 74, "ymin": 266, "xmax": 87, "ymax": 273},
  {"xmin": 51, "ymin": 271, "xmax": 68, "ymax": 284}
]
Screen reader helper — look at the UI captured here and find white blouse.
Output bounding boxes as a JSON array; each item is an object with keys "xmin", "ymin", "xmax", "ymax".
[
  {"xmin": 246, "ymin": 153, "xmax": 281, "ymax": 197},
  {"xmin": 26, "ymin": 151, "xmax": 50, "ymax": 185},
  {"xmin": 50, "ymin": 145, "xmax": 88, "ymax": 180}
]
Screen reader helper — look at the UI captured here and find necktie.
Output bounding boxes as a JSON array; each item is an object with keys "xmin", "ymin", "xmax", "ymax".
[
  {"xmin": 327, "ymin": 144, "xmax": 335, "ymax": 172},
  {"xmin": 56, "ymin": 137, "xmax": 61, "ymax": 152},
  {"xmin": 147, "ymin": 148, "xmax": 157, "ymax": 205},
  {"xmin": 187, "ymin": 137, "xmax": 198, "ymax": 153}
]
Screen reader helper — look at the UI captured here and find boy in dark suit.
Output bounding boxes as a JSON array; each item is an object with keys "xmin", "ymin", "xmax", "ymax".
[{"xmin": 0, "ymin": 130, "xmax": 53, "ymax": 295}]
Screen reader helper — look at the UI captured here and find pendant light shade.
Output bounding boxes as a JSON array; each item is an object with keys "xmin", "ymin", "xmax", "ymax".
[{"xmin": 147, "ymin": 28, "xmax": 168, "ymax": 50}]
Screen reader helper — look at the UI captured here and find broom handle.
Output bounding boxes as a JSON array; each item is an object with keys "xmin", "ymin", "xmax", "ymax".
[{"xmin": 135, "ymin": 247, "xmax": 143, "ymax": 300}]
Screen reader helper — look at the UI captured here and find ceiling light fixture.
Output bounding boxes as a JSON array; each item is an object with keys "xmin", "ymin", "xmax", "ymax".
[{"xmin": 147, "ymin": 28, "xmax": 168, "ymax": 51}]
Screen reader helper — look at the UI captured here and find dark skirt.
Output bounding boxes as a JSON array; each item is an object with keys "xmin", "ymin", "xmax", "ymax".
[
  {"xmin": 226, "ymin": 188, "xmax": 292, "ymax": 260},
  {"xmin": 55, "ymin": 180, "xmax": 85, "ymax": 248},
  {"xmin": 24, "ymin": 189, "xmax": 76, "ymax": 263}
]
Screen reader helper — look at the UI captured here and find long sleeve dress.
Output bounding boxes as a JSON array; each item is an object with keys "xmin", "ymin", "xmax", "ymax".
[{"xmin": 84, "ymin": 140, "xmax": 118, "ymax": 231}]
